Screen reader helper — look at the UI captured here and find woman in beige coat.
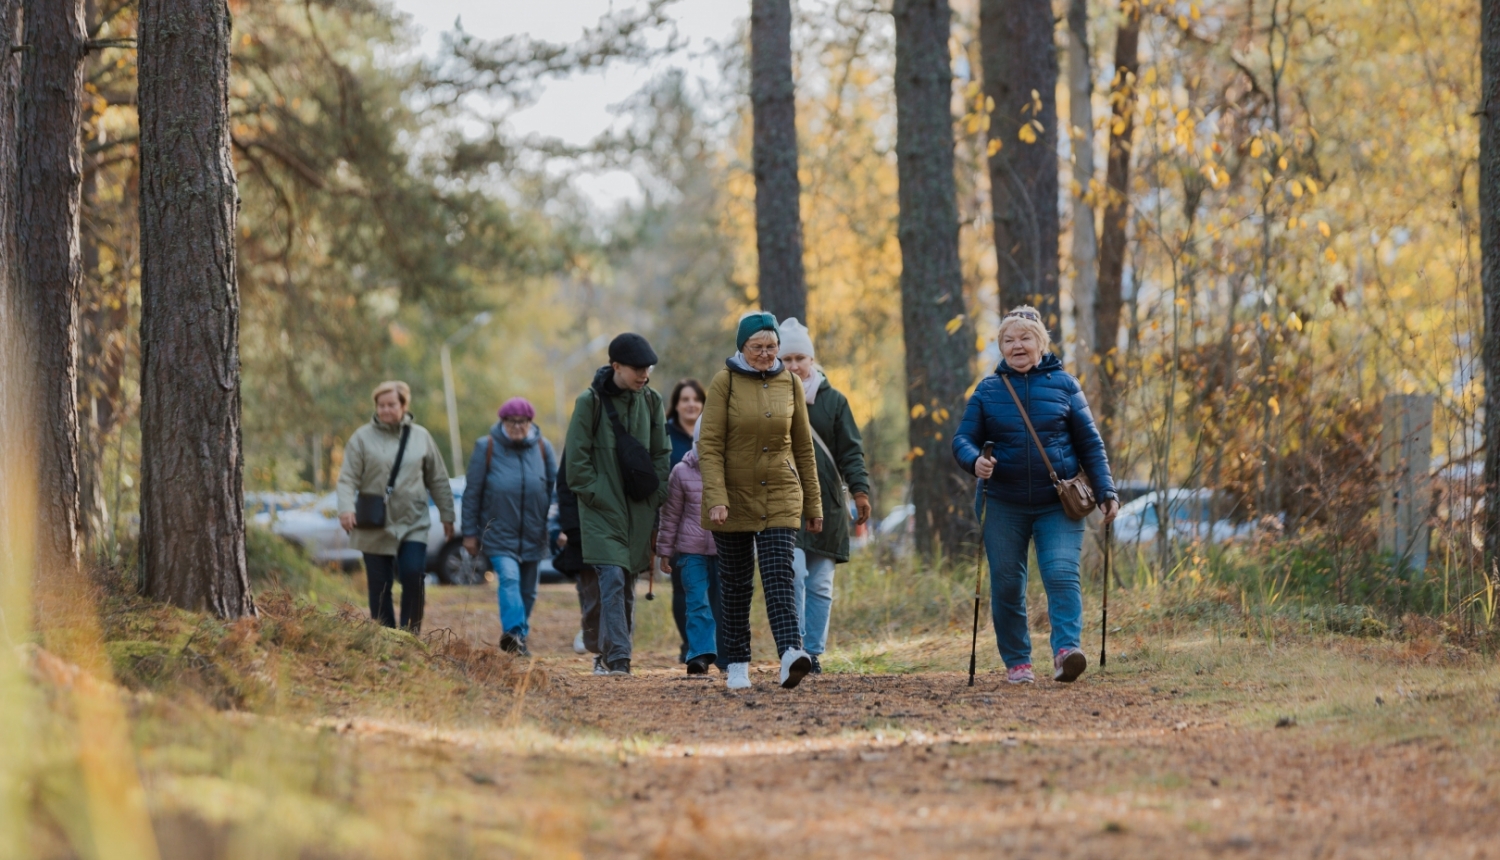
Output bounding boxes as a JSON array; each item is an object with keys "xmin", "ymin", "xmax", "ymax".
[
  {"xmin": 698, "ymin": 312, "xmax": 822, "ymax": 691},
  {"xmin": 337, "ymin": 380, "xmax": 455, "ymax": 632}
]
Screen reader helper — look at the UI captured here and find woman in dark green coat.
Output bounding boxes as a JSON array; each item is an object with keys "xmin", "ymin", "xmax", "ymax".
[{"xmin": 778, "ymin": 319, "xmax": 871, "ymax": 673}]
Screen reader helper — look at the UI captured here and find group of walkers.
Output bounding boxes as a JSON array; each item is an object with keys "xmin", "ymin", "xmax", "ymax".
[{"xmin": 333, "ymin": 304, "xmax": 1120, "ymax": 690}]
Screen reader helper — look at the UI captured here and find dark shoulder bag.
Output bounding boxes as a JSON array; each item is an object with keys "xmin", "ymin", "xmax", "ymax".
[
  {"xmin": 1000, "ymin": 375, "xmax": 1096, "ymax": 520},
  {"xmin": 354, "ymin": 424, "xmax": 412, "ymax": 529},
  {"xmin": 599, "ymin": 391, "xmax": 660, "ymax": 501}
]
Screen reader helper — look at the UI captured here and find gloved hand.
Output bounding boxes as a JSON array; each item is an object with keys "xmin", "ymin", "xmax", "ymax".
[{"xmin": 853, "ymin": 492, "xmax": 872, "ymax": 526}]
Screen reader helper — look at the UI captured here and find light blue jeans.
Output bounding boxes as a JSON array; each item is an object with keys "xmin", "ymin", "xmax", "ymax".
[
  {"xmin": 490, "ymin": 555, "xmax": 539, "ymax": 638},
  {"xmin": 981, "ymin": 497, "xmax": 1085, "ymax": 669},
  {"xmin": 675, "ymin": 554, "xmax": 721, "ymax": 662},
  {"xmin": 792, "ymin": 548, "xmax": 838, "ymax": 656}
]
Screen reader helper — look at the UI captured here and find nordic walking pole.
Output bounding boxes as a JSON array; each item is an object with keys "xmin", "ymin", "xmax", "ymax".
[
  {"xmin": 1100, "ymin": 520, "xmax": 1112, "ymax": 668},
  {"xmin": 968, "ymin": 442, "xmax": 994, "ymax": 688}
]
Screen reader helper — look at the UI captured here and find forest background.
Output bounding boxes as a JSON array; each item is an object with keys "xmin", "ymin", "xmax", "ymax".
[{"xmin": 60, "ymin": 0, "xmax": 1492, "ymax": 628}]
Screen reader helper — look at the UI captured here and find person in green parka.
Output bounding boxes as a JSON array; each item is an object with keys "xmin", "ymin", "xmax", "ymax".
[
  {"xmin": 777, "ymin": 319, "xmax": 871, "ymax": 673},
  {"xmin": 564, "ymin": 333, "xmax": 671, "ymax": 676}
]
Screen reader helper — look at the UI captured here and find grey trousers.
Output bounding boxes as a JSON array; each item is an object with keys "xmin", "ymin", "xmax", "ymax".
[{"xmin": 595, "ymin": 564, "xmax": 636, "ymax": 665}]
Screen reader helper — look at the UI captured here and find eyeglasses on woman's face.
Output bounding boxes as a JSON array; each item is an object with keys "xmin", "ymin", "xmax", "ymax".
[
  {"xmin": 744, "ymin": 343, "xmax": 779, "ymax": 356},
  {"xmin": 502, "ymin": 417, "xmax": 531, "ymax": 427}
]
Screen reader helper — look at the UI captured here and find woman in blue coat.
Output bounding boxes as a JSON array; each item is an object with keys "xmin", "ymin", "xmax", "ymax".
[
  {"xmin": 462, "ymin": 397, "xmax": 557, "ymax": 656},
  {"xmin": 952, "ymin": 307, "xmax": 1119, "ymax": 685}
]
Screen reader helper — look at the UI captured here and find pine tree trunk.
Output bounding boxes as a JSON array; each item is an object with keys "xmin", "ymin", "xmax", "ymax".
[
  {"xmin": 1481, "ymin": 0, "xmax": 1500, "ymax": 576},
  {"xmin": 895, "ymin": 0, "xmax": 974, "ymax": 557},
  {"xmin": 1094, "ymin": 2, "xmax": 1140, "ymax": 447},
  {"xmin": 18, "ymin": 0, "xmax": 87, "ymax": 572},
  {"xmin": 0, "ymin": 0, "xmax": 20, "ymax": 462},
  {"xmin": 981, "ymin": 0, "xmax": 1061, "ymax": 339},
  {"xmin": 1067, "ymin": 0, "xmax": 1099, "ymax": 370},
  {"xmin": 750, "ymin": 0, "xmax": 807, "ymax": 323},
  {"xmin": 138, "ymin": 0, "xmax": 253, "ymax": 617}
]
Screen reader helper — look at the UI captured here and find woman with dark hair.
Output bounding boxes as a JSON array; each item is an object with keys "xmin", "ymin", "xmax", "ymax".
[
  {"xmin": 666, "ymin": 379, "xmax": 706, "ymax": 469},
  {"xmin": 663, "ymin": 377, "xmax": 707, "ymax": 659}
]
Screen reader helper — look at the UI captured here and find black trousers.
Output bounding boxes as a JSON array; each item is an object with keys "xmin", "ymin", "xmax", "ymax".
[{"xmin": 364, "ymin": 541, "xmax": 426, "ymax": 632}]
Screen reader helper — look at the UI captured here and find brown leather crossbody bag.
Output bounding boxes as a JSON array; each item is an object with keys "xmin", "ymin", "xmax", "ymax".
[{"xmin": 1000, "ymin": 375, "xmax": 1096, "ymax": 520}]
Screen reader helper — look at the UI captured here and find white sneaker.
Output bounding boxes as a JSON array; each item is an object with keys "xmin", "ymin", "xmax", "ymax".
[
  {"xmin": 779, "ymin": 648, "xmax": 813, "ymax": 689},
  {"xmin": 573, "ymin": 630, "xmax": 587, "ymax": 654},
  {"xmin": 726, "ymin": 662, "xmax": 751, "ymax": 690}
]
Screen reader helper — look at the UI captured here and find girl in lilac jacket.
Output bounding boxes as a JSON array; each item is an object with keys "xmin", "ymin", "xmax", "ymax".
[{"xmin": 656, "ymin": 432, "xmax": 723, "ymax": 674}]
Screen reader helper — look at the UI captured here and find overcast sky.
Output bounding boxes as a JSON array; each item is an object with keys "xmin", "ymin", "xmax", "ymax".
[{"xmin": 389, "ymin": 0, "xmax": 746, "ymax": 209}]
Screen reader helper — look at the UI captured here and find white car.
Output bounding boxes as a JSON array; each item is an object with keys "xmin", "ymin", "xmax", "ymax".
[
  {"xmin": 251, "ymin": 476, "xmax": 563, "ymax": 586},
  {"xmin": 1111, "ymin": 488, "xmax": 1254, "ymax": 546},
  {"xmin": 251, "ymin": 478, "xmax": 477, "ymax": 582}
]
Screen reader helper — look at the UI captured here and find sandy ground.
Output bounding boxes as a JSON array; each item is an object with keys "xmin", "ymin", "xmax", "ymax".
[{"xmin": 410, "ymin": 582, "xmax": 1500, "ymax": 859}]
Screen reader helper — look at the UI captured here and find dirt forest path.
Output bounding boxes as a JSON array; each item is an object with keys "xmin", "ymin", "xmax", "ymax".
[{"xmin": 408, "ymin": 583, "xmax": 1498, "ymax": 859}]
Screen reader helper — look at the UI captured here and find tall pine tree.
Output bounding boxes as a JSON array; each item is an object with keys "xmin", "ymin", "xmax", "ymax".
[
  {"xmin": 138, "ymin": 0, "xmax": 253, "ymax": 617},
  {"xmin": 750, "ymin": 0, "xmax": 807, "ymax": 323},
  {"xmin": 895, "ymin": 0, "xmax": 973, "ymax": 556},
  {"xmin": 981, "ymin": 0, "xmax": 1061, "ymax": 340}
]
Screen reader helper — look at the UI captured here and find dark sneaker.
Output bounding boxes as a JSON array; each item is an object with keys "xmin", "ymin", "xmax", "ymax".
[
  {"xmin": 515, "ymin": 635, "xmax": 531, "ymax": 659},
  {"xmin": 808, "ymin": 655, "xmax": 823, "ymax": 675},
  {"xmin": 686, "ymin": 655, "xmax": 712, "ymax": 675},
  {"xmin": 1053, "ymin": 648, "xmax": 1087, "ymax": 683},
  {"xmin": 608, "ymin": 659, "xmax": 632, "ymax": 676},
  {"xmin": 499, "ymin": 633, "xmax": 521, "ymax": 654},
  {"xmin": 592, "ymin": 655, "xmax": 609, "ymax": 676}
]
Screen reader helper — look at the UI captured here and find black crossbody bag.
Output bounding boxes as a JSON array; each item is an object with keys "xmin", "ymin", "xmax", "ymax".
[
  {"xmin": 597, "ymin": 392, "xmax": 660, "ymax": 501},
  {"xmin": 355, "ymin": 424, "xmax": 412, "ymax": 529}
]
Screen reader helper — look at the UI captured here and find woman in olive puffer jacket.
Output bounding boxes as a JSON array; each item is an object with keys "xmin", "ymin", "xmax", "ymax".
[{"xmin": 697, "ymin": 312, "xmax": 822, "ymax": 692}]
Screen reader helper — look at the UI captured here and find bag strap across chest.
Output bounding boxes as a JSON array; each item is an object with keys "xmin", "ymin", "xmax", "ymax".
[
  {"xmin": 386, "ymin": 424, "xmax": 412, "ymax": 496},
  {"xmin": 1000, "ymin": 375, "xmax": 1059, "ymax": 481}
]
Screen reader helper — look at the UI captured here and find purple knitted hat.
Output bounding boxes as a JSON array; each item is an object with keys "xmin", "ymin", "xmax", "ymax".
[{"xmin": 498, "ymin": 397, "xmax": 535, "ymax": 421}]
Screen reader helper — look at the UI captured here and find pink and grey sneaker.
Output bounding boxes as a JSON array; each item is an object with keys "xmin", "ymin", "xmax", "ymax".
[
  {"xmin": 1054, "ymin": 648, "xmax": 1087, "ymax": 683},
  {"xmin": 1006, "ymin": 663, "xmax": 1036, "ymax": 685}
]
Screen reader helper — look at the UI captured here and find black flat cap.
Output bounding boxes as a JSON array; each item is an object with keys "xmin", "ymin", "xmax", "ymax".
[{"xmin": 608, "ymin": 332, "xmax": 658, "ymax": 368}]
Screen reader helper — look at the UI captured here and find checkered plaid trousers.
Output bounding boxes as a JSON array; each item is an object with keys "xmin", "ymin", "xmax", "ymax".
[{"xmin": 713, "ymin": 527, "xmax": 803, "ymax": 663}]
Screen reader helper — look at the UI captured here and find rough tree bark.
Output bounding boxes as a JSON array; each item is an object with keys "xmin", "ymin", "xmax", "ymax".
[
  {"xmin": 750, "ymin": 0, "xmax": 808, "ymax": 323},
  {"xmin": 894, "ymin": 0, "xmax": 974, "ymax": 557},
  {"xmin": 1481, "ymin": 0, "xmax": 1500, "ymax": 576},
  {"xmin": 0, "ymin": 0, "xmax": 20, "ymax": 421},
  {"xmin": 18, "ymin": 0, "xmax": 87, "ymax": 572},
  {"xmin": 1093, "ymin": 1, "xmax": 1140, "ymax": 448},
  {"xmin": 1067, "ymin": 0, "xmax": 1099, "ymax": 370},
  {"xmin": 981, "ymin": 0, "xmax": 1061, "ymax": 340},
  {"xmin": 138, "ymin": 0, "xmax": 254, "ymax": 617}
]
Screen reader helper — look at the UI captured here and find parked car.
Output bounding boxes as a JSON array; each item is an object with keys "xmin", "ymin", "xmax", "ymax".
[
  {"xmin": 253, "ymin": 476, "xmax": 564, "ymax": 586},
  {"xmin": 1111, "ymin": 488, "xmax": 1254, "ymax": 546}
]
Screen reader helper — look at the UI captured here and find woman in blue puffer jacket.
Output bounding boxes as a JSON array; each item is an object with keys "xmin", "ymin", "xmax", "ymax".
[
  {"xmin": 462, "ymin": 397, "xmax": 557, "ymax": 657},
  {"xmin": 953, "ymin": 306, "xmax": 1119, "ymax": 685}
]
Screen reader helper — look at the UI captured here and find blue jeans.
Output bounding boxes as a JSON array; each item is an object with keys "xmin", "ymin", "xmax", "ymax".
[
  {"xmin": 675, "ymin": 554, "xmax": 721, "ymax": 662},
  {"xmin": 982, "ymin": 498, "xmax": 1085, "ymax": 668},
  {"xmin": 490, "ymin": 555, "xmax": 539, "ymax": 638},
  {"xmin": 792, "ymin": 549, "xmax": 837, "ymax": 655}
]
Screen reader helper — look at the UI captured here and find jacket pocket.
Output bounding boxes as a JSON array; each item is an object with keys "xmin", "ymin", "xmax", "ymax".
[{"xmin": 784, "ymin": 459, "xmax": 798, "ymax": 480}]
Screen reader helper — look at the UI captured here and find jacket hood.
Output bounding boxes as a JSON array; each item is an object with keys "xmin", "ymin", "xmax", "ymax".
[
  {"xmin": 996, "ymin": 352, "xmax": 1063, "ymax": 376},
  {"xmin": 681, "ymin": 448, "xmax": 701, "ymax": 470},
  {"xmin": 490, "ymin": 421, "xmax": 541, "ymax": 449},
  {"xmin": 726, "ymin": 353, "xmax": 786, "ymax": 377},
  {"xmin": 370, "ymin": 412, "xmax": 415, "ymax": 433},
  {"xmin": 591, "ymin": 364, "xmax": 644, "ymax": 399}
]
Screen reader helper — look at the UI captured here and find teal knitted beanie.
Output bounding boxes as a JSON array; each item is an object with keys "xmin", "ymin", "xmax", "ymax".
[{"xmin": 736, "ymin": 311, "xmax": 780, "ymax": 351}]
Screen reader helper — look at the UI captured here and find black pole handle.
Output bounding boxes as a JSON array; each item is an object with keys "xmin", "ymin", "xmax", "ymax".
[{"xmin": 967, "ymin": 442, "xmax": 995, "ymax": 688}]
